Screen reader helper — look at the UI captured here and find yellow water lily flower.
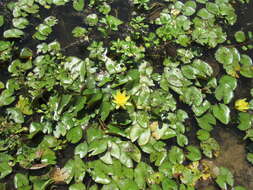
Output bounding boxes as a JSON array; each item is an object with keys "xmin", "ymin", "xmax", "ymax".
[
  {"xmin": 112, "ymin": 90, "xmax": 130, "ymax": 109},
  {"xmin": 235, "ymin": 98, "xmax": 249, "ymax": 112}
]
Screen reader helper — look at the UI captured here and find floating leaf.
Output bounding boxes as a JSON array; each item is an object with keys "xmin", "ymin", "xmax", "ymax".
[
  {"xmin": 212, "ymin": 104, "xmax": 230, "ymax": 124},
  {"xmin": 215, "ymin": 47, "xmax": 233, "ymax": 65},
  {"xmin": 66, "ymin": 127, "xmax": 83, "ymax": 144},
  {"xmin": 234, "ymin": 31, "xmax": 246, "ymax": 43},
  {"xmin": 237, "ymin": 113, "xmax": 253, "ymax": 131},
  {"xmin": 246, "ymin": 153, "xmax": 253, "ymax": 165},
  {"xmin": 75, "ymin": 142, "xmax": 88, "ymax": 158},
  {"xmin": 4, "ymin": 28, "xmax": 24, "ymax": 38},
  {"xmin": 14, "ymin": 173, "xmax": 31, "ymax": 190},
  {"xmin": 215, "ymin": 167, "xmax": 234, "ymax": 189},
  {"xmin": 73, "ymin": 0, "xmax": 84, "ymax": 11},
  {"xmin": 69, "ymin": 183, "xmax": 86, "ymax": 190},
  {"xmin": 0, "ymin": 15, "xmax": 4, "ymax": 27},
  {"xmin": 186, "ymin": 146, "xmax": 201, "ymax": 161},
  {"xmin": 7, "ymin": 107, "xmax": 24, "ymax": 124}
]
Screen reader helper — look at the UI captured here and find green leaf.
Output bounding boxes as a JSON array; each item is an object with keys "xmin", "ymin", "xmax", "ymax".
[
  {"xmin": 64, "ymin": 157, "xmax": 86, "ymax": 184},
  {"xmin": 246, "ymin": 153, "xmax": 253, "ymax": 165},
  {"xmin": 186, "ymin": 146, "xmax": 201, "ymax": 161},
  {"xmin": 75, "ymin": 142, "xmax": 88, "ymax": 158},
  {"xmin": 206, "ymin": 2, "xmax": 219, "ymax": 14},
  {"xmin": 0, "ymin": 15, "xmax": 4, "ymax": 27},
  {"xmin": 212, "ymin": 104, "xmax": 230, "ymax": 124},
  {"xmin": 85, "ymin": 14, "xmax": 98, "ymax": 26},
  {"xmin": 16, "ymin": 95, "xmax": 33, "ymax": 115},
  {"xmin": 176, "ymin": 134, "xmax": 188, "ymax": 147},
  {"xmin": 215, "ymin": 47, "xmax": 233, "ymax": 65},
  {"xmin": 192, "ymin": 100, "xmax": 210, "ymax": 116},
  {"xmin": 181, "ymin": 87, "xmax": 203, "ymax": 106},
  {"xmin": 200, "ymin": 138, "xmax": 220, "ymax": 158},
  {"xmin": 197, "ymin": 129, "xmax": 210, "ymax": 141},
  {"xmin": 215, "ymin": 167, "xmax": 234, "ymax": 189},
  {"xmin": 234, "ymin": 31, "xmax": 246, "ymax": 43},
  {"xmin": 130, "ymin": 125, "xmax": 143, "ymax": 142},
  {"xmin": 238, "ymin": 112, "xmax": 253, "ymax": 131},
  {"xmin": 0, "ymin": 89, "xmax": 15, "ymax": 106},
  {"xmin": 134, "ymin": 162, "xmax": 148, "ymax": 189},
  {"xmin": 183, "ymin": 1, "xmax": 196, "ymax": 16},
  {"xmin": 197, "ymin": 8, "xmax": 214, "ymax": 19},
  {"xmin": 69, "ymin": 183, "xmax": 86, "ymax": 190},
  {"xmin": 138, "ymin": 128, "xmax": 151, "ymax": 146},
  {"xmin": 168, "ymin": 146, "xmax": 184, "ymax": 164},
  {"xmin": 13, "ymin": 18, "xmax": 29, "ymax": 29},
  {"xmin": 41, "ymin": 148, "xmax": 56, "ymax": 165},
  {"xmin": 240, "ymin": 54, "xmax": 253, "ymax": 78},
  {"xmin": 14, "ymin": 173, "xmax": 31, "ymax": 189},
  {"xmin": 20, "ymin": 48, "xmax": 33, "ymax": 59},
  {"xmin": 91, "ymin": 169, "xmax": 111, "ymax": 184},
  {"xmin": 66, "ymin": 127, "xmax": 83, "ymax": 144},
  {"xmin": 4, "ymin": 28, "xmax": 24, "ymax": 38},
  {"xmin": 162, "ymin": 178, "xmax": 178, "ymax": 190},
  {"xmin": 73, "ymin": 0, "xmax": 84, "ymax": 11},
  {"xmin": 215, "ymin": 75, "xmax": 237, "ymax": 104},
  {"xmin": 86, "ymin": 126, "xmax": 103, "ymax": 143},
  {"xmin": 7, "ymin": 107, "xmax": 24, "ymax": 124},
  {"xmin": 0, "ymin": 162, "xmax": 12, "ymax": 179},
  {"xmin": 234, "ymin": 186, "xmax": 246, "ymax": 190},
  {"xmin": 100, "ymin": 101, "xmax": 111, "ymax": 121},
  {"xmin": 117, "ymin": 179, "xmax": 138, "ymax": 190},
  {"xmin": 88, "ymin": 139, "xmax": 108, "ymax": 156},
  {"xmin": 219, "ymin": 75, "xmax": 237, "ymax": 90},
  {"xmin": 29, "ymin": 177, "xmax": 52, "ymax": 190},
  {"xmin": 72, "ymin": 26, "xmax": 87, "ymax": 38}
]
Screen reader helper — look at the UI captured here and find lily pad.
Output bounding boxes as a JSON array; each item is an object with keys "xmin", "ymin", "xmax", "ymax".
[{"xmin": 212, "ymin": 104, "xmax": 230, "ymax": 124}]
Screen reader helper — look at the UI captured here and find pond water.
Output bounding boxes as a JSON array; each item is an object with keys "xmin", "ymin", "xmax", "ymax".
[{"xmin": 1, "ymin": 0, "xmax": 253, "ymax": 189}]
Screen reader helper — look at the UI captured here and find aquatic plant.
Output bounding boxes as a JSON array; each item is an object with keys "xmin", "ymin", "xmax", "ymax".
[{"xmin": 0, "ymin": 0, "xmax": 253, "ymax": 189}]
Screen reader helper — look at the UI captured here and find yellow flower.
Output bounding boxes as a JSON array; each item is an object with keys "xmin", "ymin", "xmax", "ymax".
[
  {"xmin": 112, "ymin": 90, "xmax": 130, "ymax": 109},
  {"xmin": 235, "ymin": 98, "xmax": 249, "ymax": 112},
  {"xmin": 201, "ymin": 173, "xmax": 211, "ymax": 180}
]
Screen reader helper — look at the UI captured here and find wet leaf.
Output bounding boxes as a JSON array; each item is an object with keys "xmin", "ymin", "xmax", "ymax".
[
  {"xmin": 75, "ymin": 142, "xmax": 88, "ymax": 158},
  {"xmin": 88, "ymin": 139, "xmax": 108, "ymax": 156},
  {"xmin": 212, "ymin": 104, "xmax": 230, "ymax": 124},
  {"xmin": 69, "ymin": 183, "xmax": 86, "ymax": 190},
  {"xmin": 0, "ymin": 15, "xmax": 4, "ymax": 27},
  {"xmin": 138, "ymin": 128, "xmax": 151, "ymax": 146},
  {"xmin": 7, "ymin": 107, "xmax": 24, "ymax": 123},
  {"xmin": 238, "ymin": 112, "xmax": 253, "ymax": 131},
  {"xmin": 73, "ymin": 0, "xmax": 84, "ymax": 11},
  {"xmin": 162, "ymin": 178, "xmax": 177, "ymax": 190},
  {"xmin": 200, "ymin": 138, "xmax": 220, "ymax": 158},
  {"xmin": 234, "ymin": 31, "xmax": 246, "ymax": 42},
  {"xmin": 13, "ymin": 17, "xmax": 29, "ymax": 29},
  {"xmin": 16, "ymin": 95, "xmax": 33, "ymax": 115},
  {"xmin": 66, "ymin": 126, "xmax": 83, "ymax": 144},
  {"xmin": 240, "ymin": 54, "xmax": 253, "ymax": 78},
  {"xmin": 177, "ymin": 134, "xmax": 188, "ymax": 147},
  {"xmin": 246, "ymin": 153, "xmax": 253, "ymax": 165},
  {"xmin": 63, "ymin": 157, "xmax": 86, "ymax": 184},
  {"xmin": 4, "ymin": 28, "xmax": 24, "ymax": 38},
  {"xmin": 215, "ymin": 167, "xmax": 234, "ymax": 189},
  {"xmin": 197, "ymin": 129, "xmax": 210, "ymax": 141},
  {"xmin": 14, "ymin": 173, "xmax": 31, "ymax": 190},
  {"xmin": 0, "ymin": 162, "xmax": 12, "ymax": 179},
  {"xmin": 183, "ymin": 1, "xmax": 196, "ymax": 16},
  {"xmin": 168, "ymin": 146, "xmax": 184, "ymax": 164},
  {"xmin": 215, "ymin": 47, "xmax": 233, "ymax": 65},
  {"xmin": 186, "ymin": 146, "xmax": 201, "ymax": 161}
]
